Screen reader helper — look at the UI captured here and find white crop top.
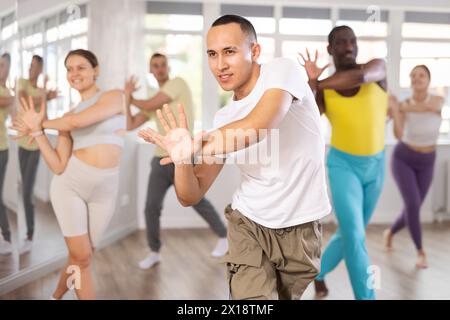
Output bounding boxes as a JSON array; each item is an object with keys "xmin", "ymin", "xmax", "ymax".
[
  {"xmin": 71, "ymin": 91, "xmax": 126, "ymax": 150},
  {"xmin": 402, "ymin": 96, "xmax": 442, "ymax": 147}
]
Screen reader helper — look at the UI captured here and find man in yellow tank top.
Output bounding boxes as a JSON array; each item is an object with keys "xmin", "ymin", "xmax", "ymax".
[
  {"xmin": 0, "ymin": 53, "xmax": 14, "ymax": 255},
  {"xmin": 299, "ymin": 25, "xmax": 388, "ymax": 300}
]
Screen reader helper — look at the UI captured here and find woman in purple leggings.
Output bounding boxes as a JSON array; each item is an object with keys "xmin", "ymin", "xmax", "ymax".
[{"xmin": 384, "ymin": 65, "xmax": 445, "ymax": 268}]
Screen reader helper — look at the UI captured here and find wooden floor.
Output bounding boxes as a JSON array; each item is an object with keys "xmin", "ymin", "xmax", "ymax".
[
  {"xmin": 0, "ymin": 210, "xmax": 18, "ymax": 279},
  {"xmin": 1, "ymin": 222, "xmax": 450, "ymax": 300}
]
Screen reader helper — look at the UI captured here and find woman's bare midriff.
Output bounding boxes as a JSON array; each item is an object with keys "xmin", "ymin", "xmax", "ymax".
[
  {"xmin": 73, "ymin": 144, "xmax": 122, "ymax": 168},
  {"xmin": 405, "ymin": 143, "xmax": 436, "ymax": 154}
]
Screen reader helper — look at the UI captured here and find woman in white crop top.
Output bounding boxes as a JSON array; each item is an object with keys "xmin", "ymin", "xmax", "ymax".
[
  {"xmin": 384, "ymin": 65, "xmax": 445, "ymax": 269},
  {"xmin": 12, "ymin": 49, "xmax": 125, "ymax": 300}
]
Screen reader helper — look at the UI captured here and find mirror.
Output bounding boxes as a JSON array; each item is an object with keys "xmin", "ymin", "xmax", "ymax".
[
  {"xmin": 0, "ymin": 0, "xmax": 139, "ymax": 298},
  {"xmin": 0, "ymin": 3, "xmax": 19, "ymax": 279},
  {"xmin": 15, "ymin": 50, "xmax": 66, "ymax": 268},
  {"xmin": 15, "ymin": 6, "xmax": 79, "ymax": 271}
]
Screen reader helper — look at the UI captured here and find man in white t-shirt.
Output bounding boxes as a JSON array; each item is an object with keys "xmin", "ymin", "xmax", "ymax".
[{"xmin": 139, "ymin": 15, "xmax": 331, "ymax": 300}]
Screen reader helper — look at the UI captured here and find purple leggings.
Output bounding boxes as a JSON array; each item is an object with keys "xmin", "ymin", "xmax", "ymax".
[{"xmin": 390, "ymin": 142, "xmax": 436, "ymax": 250}]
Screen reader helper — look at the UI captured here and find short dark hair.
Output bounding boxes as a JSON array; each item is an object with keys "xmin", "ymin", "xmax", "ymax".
[
  {"xmin": 211, "ymin": 15, "xmax": 257, "ymax": 42},
  {"xmin": 412, "ymin": 64, "xmax": 431, "ymax": 80},
  {"xmin": 32, "ymin": 54, "xmax": 43, "ymax": 67},
  {"xmin": 64, "ymin": 49, "xmax": 99, "ymax": 68},
  {"xmin": 328, "ymin": 25, "xmax": 354, "ymax": 46},
  {"xmin": 150, "ymin": 53, "xmax": 167, "ymax": 61},
  {"xmin": 1, "ymin": 52, "xmax": 10, "ymax": 64}
]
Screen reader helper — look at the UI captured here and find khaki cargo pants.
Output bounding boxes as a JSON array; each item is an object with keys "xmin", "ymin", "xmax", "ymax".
[{"xmin": 222, "ymin": 205, "xmax": 322, "ymax": 300}]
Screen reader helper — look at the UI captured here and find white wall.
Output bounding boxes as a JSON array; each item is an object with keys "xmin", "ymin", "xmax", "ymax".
[{"xmin": 88, "ymin": 0, "xmax": 146, "ymax": 90}]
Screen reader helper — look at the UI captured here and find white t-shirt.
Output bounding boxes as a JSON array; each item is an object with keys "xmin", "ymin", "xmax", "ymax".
[{"xmin": 213, "ymin": 57, "xmax": 331, "ymax": 228}]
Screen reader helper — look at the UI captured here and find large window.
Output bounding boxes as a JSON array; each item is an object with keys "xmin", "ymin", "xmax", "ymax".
[
  {"xmin": 19, "ymin": 4, "xmax": 88, "ymax": 118},
  {"xmin": 220, "ymin": 4, "xmax": 275, "ymax": 64},
  {"xmin": 337, "ymin": 9, "xmax": 388, "ymax": 63},
  {"xmin": 278, "ymin": 7, "xmax": 331, "ymax": 139},
  {"xmin": 218, "ymin": 5, "xmax": 276, "ymax": 106},
  {"xmin": 280, "ymin": 7, "xmax": 331, "ymax": 79},
  {"xmin": 145, "ymin": 1, "xmax": 203, "ymax": 129},
  {"xmin": 0, "ymin": 11, "xmax": 19, "ymax": 89},
  {"xmin": 280, "ymin": 7, "xmax": 332, "ymax": 36},
  {"xmin": 1, "ymin": 10, "xmax": 19, "ymax": 133},
  {"xmin": 400, "ymin": 11, "xmax": 450, "ymax": 135}
]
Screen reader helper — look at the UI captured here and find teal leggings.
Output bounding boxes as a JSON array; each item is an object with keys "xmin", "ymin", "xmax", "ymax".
[{"xmin": 317, "ymin": 147, "xmax": 385, "ymax": 300}]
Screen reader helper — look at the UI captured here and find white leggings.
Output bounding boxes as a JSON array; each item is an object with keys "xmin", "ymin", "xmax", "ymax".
[{"xmin": 50, "ymin": 155, "xmax": 119, "ymax": 247}]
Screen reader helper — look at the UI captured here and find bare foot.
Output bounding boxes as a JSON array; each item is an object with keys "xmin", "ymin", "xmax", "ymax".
[
  {"xmin": 416, "ymin": 252, "xmax": 428, "ymax": 269},
  {"xmin": 383, "ymin": 229, "xmax": 393, "ymax": 251},
  {"xmin": 314, "ymin": 279, "xmax": 329, "ymax": 298}
]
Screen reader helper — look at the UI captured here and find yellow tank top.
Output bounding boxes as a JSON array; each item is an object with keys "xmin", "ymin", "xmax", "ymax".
[{"xmin": 324, "ymin": 82, "xmax": 387, "ymax": 156}]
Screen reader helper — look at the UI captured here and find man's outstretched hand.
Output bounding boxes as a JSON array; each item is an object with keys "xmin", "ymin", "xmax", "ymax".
[{"xmin": 138, "ymin": 104, "xmax": 205, "ymax": 165}]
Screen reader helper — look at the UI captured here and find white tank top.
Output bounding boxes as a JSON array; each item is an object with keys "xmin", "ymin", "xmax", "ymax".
[
  {"xmin": 402, "ymin": 95, "xmax": 442, "ymax": 147},
  {"xmin": 71, "ymin": 91, "xmax": 126, "ymax": 150}
]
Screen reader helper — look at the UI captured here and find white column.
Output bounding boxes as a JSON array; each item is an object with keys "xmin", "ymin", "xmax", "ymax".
[
  {"xmin": 274, "ymin": 4, "xmax": 282, "ymax": 58},
  {"xmin": 87, "ymin": 0, "xmax": 146, "ymax": 90},
  {"xmin": 386, "ymin": 9, "xmax": 403, "ymax": 96},
  {"xmin": 201, "ymin": 2, "xmax": 220, "ymax": 130}
]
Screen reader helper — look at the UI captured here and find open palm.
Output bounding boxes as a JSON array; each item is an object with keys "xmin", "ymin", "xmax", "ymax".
[
  {"xmin": 124, "ymin": 76, "xmax": 140, "ymax": 95},
  {"xmin": 138, "ymin": 104, "xmax": 204, "ymax": 165},
  {"xmin": 11, "ymin": 96, "xmax": 45, "ymax": 137},
  {"xmin": 298, "ymin": 48, "xmax": 329, "ymax": 80}
]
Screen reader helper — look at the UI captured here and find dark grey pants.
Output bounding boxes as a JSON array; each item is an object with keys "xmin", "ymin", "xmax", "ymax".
[
  {"xmin": 0, "ymin": 150, "xmax": 10, "ymax": 242},
  {"xmin": 145, "ymin": 157, "xmax": 227, "ymax": 252},
  {"xmin": 19, "ymin": 148, "xmax": 40, "ymax": 240}
]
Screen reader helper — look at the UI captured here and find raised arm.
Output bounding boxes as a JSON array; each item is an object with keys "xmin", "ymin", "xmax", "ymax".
[
  {"xmin": 138, "ymin": 102, "xmax": 226, "ymax": 206},
  {"xmin": 174, "ymin": 163, "xmax": 224, "ymax": 206},
  {"xmin": 139, "ymin": 88, "xmax": 292, "ymax": 161},
  {"xmin": 34, "ymin": 130, "xmax": 72, "ymax": 175},
  {"xmin": 131, "ymin": 91, "xmax": 171, "ymax": 112},
  {"xmin": 401, "ymin": 96, "xmax": 445, "ymax": 115},
  {"xmin": 12, "ymin": 97, "xmax": 72, "ymax": 175},
  {"xmin": 138, "ymin": 87, "xmax": 293, "ymax": 206},
  {"xmin": 389, "ymin": 95, "xmax": 405, "ymax": 141},
  {"xmin": 125, "ymin": 105, "xmax": 149, "ymax": 131},
  {"xmin": 307, "ymin": 80, "xmax": 326, "ymax": 114},
  {"xmin": 298, "ymin": 49, "xmax": 328, "ymax": 114},
  {"xmin": 318, "ymin": 59, "xmax": 387, "ymax": 91},
  {"xmin": 42, "ymin": 89, "xmax": 124, "ymax": 131},
  {"xmin": 124, "ymin": 75, "xmax": 171, "ymax": 112},
  {"xmin": 124, "ymin": 78, "xmax": 151, "ymax": 130},
  {"xmin": 201, "ymin": 88, "xmax": 292, "ymax": 155}
]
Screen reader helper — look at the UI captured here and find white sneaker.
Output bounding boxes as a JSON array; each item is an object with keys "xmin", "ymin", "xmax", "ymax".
[
  {"xmin": 0, "ymin": 240, "xmax": 13, "ymax": 255},
  {"xmin": 138, "ymin": 252, "xmax": 161, "ymax": 269},
  {"xmin": 19, "ymin": 239, "xmax": 33, "ymax": 255},
  {"xmin": 211, "ymin": 238, "xmax": 228, "ymax": 257}
]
